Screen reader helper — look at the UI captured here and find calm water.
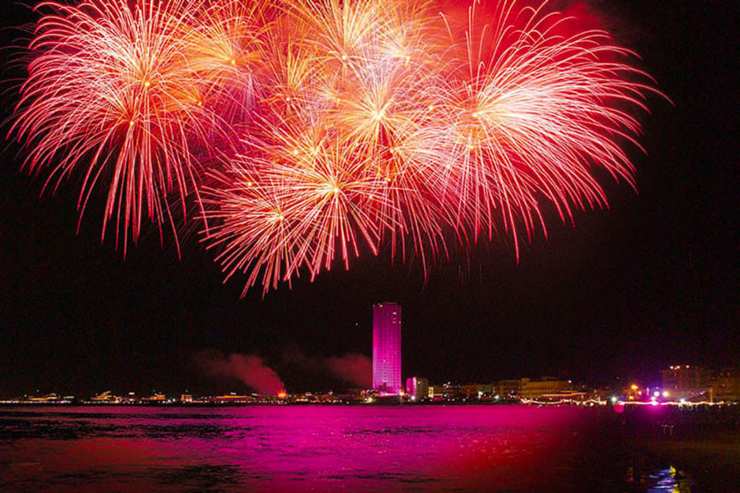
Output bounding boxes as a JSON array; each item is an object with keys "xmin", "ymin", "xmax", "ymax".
[{"xmin": 0, "ymin": 406, "xmax": 694, "ymax": 492}]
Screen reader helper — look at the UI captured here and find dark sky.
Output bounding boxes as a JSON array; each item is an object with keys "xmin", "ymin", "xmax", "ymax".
[{"xmin": 0, "ymin": 1, "xmax": 736, "ymax": 396}]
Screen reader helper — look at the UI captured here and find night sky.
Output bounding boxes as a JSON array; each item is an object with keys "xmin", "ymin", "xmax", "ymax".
[{"xmin": 0, "ymin": 1, "xmax": 736, "ymax": 396}]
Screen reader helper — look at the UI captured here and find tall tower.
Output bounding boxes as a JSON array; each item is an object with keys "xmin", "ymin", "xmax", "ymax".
[{"xmin": 372, "ymin": 302, "xmax": 402, "ymax": 395}]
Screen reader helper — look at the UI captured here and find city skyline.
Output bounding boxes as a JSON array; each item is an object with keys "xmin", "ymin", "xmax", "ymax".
[
  {"xmin": 2, "ymin": 299, "xmax": 735, "ymax": 403},
  {"xmin": 5, "ymin": 361, "xmax": 737, "ymax": 406},
  {"xmin": 0, "ymin": 1, "xmax": 736, "ymax": 398}
]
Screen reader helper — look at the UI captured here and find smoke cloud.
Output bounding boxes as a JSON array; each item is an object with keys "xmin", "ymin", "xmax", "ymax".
[
  {"xmin": 324, "ymin": 353, "xmax": 372, "ymax": 388},
  {"xmin": 282, "ymin": 348, "xmax": 371, "ymax": 389},
  {"xmin": 196, "ymin": 351, "xmax": 285, "ymax": 396}
]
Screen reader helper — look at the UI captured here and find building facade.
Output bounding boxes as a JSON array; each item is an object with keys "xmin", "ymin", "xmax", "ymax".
[
  {"xmin": 519, "ymin": 377, "xmax": 572, "ymax": 399},
  {"xmin": 405, "ymin": 377, "xmax": 429, "ymax": 401},
  {"xmin": 372, "ymin": 302, "xmax": 402, "ymax": 395},
  {"xmin": 495, "ymin": 377, "xmax": 573, "ymax": 400},
  {"xmin": 661, "ymin": 365, "xmax": 714, "ymax": 401},
  {"xmin": 713, "ymin": 369, "xmax": 740, "ymax": 402}
]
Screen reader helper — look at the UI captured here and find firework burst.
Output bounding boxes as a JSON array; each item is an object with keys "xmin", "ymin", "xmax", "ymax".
[
  {"xmin": 10, "ymin": 0, "xmax": 664, "ymax": 295},
  {"xmin": 203, "ymin": 115, "xmax": 391, "ymax": 296},
  {"xmin": 10, "ymin": 0, "xmax": 220, "ymax": 253},
  {"xmin": 433, "ymin": 0, "xmax": 660, "ymax": 257}
]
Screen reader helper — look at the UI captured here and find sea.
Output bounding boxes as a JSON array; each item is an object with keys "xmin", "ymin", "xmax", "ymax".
[{"xmin": 0, "ymin": 405, "xmax": 702, "ymax": 492}]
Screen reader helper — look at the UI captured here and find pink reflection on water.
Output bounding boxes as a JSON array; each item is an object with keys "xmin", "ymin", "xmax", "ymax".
[{"xmin": 1, "ymin": 406, "xmax": 593, "ymax": 492}]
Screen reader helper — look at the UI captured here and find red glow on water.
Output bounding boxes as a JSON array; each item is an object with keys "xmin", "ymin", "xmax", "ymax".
[{"xmin": 2, "ymin": 406, "xmax": 596, "ymax": 492}]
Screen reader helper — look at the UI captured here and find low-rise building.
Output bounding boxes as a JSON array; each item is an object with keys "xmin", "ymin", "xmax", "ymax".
[
  {"xmin": 496, "ymin": 379, "xmax": 523, "ymax": 399},
  {"xmin": 495, "ymin": 377, "xmax": 573, "ymax": 400},
  {"xmin": 405, "ymin": 377, "xmax": 429, "ymax": 402},
  {"xmin": 712, "ymin": 369, "xmax": 740, "ymax": 402},
  {"xmin": 91, "ymin": 391, "xmax": 122, "ymax": 403},
  {"xmin": 661, "ymin": 365, "xmax": 714, "ymax": 401},
  {"xmin": 520, "ymin": 378, "xmax": 572, "ymax": 399}
]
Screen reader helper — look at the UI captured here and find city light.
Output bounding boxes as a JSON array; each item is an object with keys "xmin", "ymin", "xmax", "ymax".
[{"xmin": 1, "ymin": 304, "xmax": 737, "ymax": 407}]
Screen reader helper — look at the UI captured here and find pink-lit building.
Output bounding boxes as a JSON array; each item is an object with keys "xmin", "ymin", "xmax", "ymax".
[
  {"xmin": 405, "ymin": 377, "xmax": 429, "ymax": 401},
  {"xmin": 372, "ymin": 302, "xmax": 402, "ymax": 395}
]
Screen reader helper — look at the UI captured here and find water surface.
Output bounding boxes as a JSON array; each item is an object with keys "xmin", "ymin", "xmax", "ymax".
[{"xmin": 0, "ymin": 406, "xmax": 695, "ymax": 492}]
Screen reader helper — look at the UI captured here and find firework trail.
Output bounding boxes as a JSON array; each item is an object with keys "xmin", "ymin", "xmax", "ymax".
[{"xmin": 9, "ymin": 0, "xmax": 664, "ymax": 295}]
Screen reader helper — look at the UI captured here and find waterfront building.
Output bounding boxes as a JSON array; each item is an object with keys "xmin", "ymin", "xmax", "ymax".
[
  {"xmin": 661, "ymin": 365, "xmax": 713, "ymax": 401},
  {"xmin": 428, "ymin": 385, "xmax": 442, "ymax": 401},
  {"xmin": 535, "ymin": 391, "xmax": 589, "ymax": 402},
  {"xmin": 27, "ymin": 393, "xmax": 63, "ymax": 403},
  {"xmin": 91, "ymin": 391, "xmax": 122, "ymax": 403},
  {"xmin": 496, "ymin": 379, "xmax": 524, "ymax": 399},
  {"xmin": 461, "ymin": 384, "xmax": 495, "ymax": 400},
  {"xmin": 143, "ymin": 393, "xmax": 167, "ymax": 402},
  {"xmin": 372, "ymin": 302, "xmax": 402, "ymax": 395},
  {"xmin": 209, "ymin": 393, "xmax": 255, "ymax": 404},
  {"xmin": 405, "ymin": 377, "xmax": 429, "ymax": 401},
  {"xmin": 438, "ymin": 382, "xmax": 464, "ymax": 401},
  {"xmin": 495, "ymin": 378, "xmax": 573, "ymax": 400},
  {"xmin": 519, "ymin": 378, "xmax": 572, "ymax": 399},
  {"xmin": 712, "ymin": 368, "xmax": 740, "ymax": 402}
]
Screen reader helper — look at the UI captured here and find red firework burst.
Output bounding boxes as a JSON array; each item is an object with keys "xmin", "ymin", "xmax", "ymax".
[{"xmin": 10, "ymin": 0, "xmax": 665, "ymax": 295}]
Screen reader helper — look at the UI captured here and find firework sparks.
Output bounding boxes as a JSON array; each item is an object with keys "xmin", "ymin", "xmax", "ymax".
[
  {"xmin": 10, "ymin": 0, "xmax": 664, "ymax": 295},
  {"xmin": 10, "ymin": 0, "xmax": 221, "ymax": 254},
  {"xmin": 203, "ymin": 115, "xmax": 391, "ymax": 296}
]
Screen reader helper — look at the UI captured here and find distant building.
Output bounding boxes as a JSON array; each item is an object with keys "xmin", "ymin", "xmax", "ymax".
[
  {"xmin": 91, "ymin": 391, "xmax": 122, "ymax": 403},
  {"xmin": 372, "ymin": 302, "xmax": 402, "ymax": 395},
  {"xmin": 495, "ymin": 377, "xmax": 573, "ymax": 400},
  {"xmin": 661, "ymin": 365, "xmax": 713, "ymax": 401},
  {"xmin": 428, "ymin": 385, "xmax": 442, "ymax": 400},
  {"xmin": 712, "ymin": 369, "xmax": 740, "ymax": 402},
  {"xmin": 209, "ymin": 393, "xmax": 255, "ymax": 404},
  {"xmin": 27, "ymin": 393, "xmax": 62, "ymax": 403},
  {"xmin": 405, "ymin": 377, "xmax": 429, "ymax": 401},
  {"xmin": 144, "ymin": 393, "xmax": 167, "ymax": 402},
  {"xmin": 462, "ymin": 384, "xmax": 495, "ymax": 400},
  {"xmin": 496, "ymin": 379, "xmax": 523, "ymax": 399},
  {"xmin": 535, "ymin": 391, "xmax": 589, "ymax": 402},
  {"xmin": 520, "ymin": 378, "xmax": 572, "ymax": 399},
  {"xmin": 434, "ymin": 382, "xmax": 464, "ymax": 401}
]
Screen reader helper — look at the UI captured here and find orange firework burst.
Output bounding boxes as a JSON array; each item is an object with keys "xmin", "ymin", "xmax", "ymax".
[
  {"xmin": 10, "ymin": 0, "xmax": 665, "ymax": 296},
  {"xmin": 203, "ymin": 114, "xmax": 391, "ymax": 296},
  {"xmin": 11, "ymin": 0, "xmax": 220, "ymax": 254},
  {"xmin": 186, "ymin": 0, "xmax": 272, "ymax": 124}
]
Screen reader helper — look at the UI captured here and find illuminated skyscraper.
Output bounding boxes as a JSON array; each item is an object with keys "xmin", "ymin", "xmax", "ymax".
[{"xmin": 372, "ymin": 302, "xmax": 402, "ymax": 395}]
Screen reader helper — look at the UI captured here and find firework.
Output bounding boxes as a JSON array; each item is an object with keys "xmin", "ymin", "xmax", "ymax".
[
  {"xmin": 432, "ymin": 0, "xmax": 661, "ymax": 258},
  {"xmin": 186, "ymin": 0, "xmax": 272, "ymax": 124},
  {"xmin": 203, "ymin": 115, "xmax": 391, "ymax": 296},
  {"xmin": 10, "ymin": 0, "xmax": 663, "ymax": 295},
  {"xmin": 11, "ymin": 0, "xmax": 222, "ymax": 254}
]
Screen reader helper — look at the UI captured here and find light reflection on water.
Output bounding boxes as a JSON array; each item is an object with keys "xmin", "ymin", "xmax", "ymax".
[
  {"xmin": 646, "ymin": 466, "xmax": 692, "ymax": 493},
  {"xmin": 0, "ymin": 406, "xmax": 690, "ymax": 492}
]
